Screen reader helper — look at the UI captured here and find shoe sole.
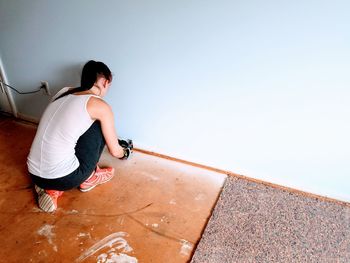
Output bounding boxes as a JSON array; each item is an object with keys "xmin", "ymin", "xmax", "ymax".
[
  {"xmin": 38, "ymin": 192, "xmax": 57, "ymax": 212},
  {"xmin": 34, "ymin": 185, "xmax": 57, "ymax": 213},
  {"xmin": 79, "ymin": 170, "xmax": 115, "ymax": 193}
]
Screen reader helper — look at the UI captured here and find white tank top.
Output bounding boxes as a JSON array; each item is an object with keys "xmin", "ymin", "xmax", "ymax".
[{"xmin": 27, "ymin": 88, "xmax": 99, "ymax": 179}]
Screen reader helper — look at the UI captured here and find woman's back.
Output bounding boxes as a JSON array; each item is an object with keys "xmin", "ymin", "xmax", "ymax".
[{"xmin": 27, "ymin": 91, "xmax": 98, "ymax": 179}]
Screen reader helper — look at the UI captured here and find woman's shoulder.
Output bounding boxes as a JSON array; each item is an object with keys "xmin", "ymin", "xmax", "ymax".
[
  {"xmin": 87, "ymin": 96, "xmax": 112, "ymax": 120},
  {"xmin": 88, "ymin": 96, "xmax": 109, "ymax": 108}
]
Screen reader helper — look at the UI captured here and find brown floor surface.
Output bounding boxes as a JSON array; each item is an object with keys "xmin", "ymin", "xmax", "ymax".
[{"xmin": 0, "ymin": 115, "xmax": 226, "ymax": 263}]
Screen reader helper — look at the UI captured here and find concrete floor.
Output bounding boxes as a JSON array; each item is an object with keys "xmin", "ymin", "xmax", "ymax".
[{"xmin": 0, "ymin": 115, "xmax": 226, "ymax": 262}]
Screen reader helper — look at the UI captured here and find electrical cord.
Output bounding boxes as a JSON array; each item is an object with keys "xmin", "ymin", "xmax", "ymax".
[{"xmin": 0, "ymin": 80, "xmax": 42, "ymax": 95}]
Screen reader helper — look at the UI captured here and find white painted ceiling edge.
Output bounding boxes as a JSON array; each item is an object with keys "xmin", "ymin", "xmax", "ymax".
[{"xmin": 0, "ymin": 1, "xmax": 349, "ymax": 203}]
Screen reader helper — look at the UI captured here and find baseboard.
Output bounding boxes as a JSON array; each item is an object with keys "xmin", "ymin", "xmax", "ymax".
[
  {"xmin": 0, "ymin": 110, "xmax": 12, "ymax": 116},
  {"xmin": 5, "ymin": 114, "xmax": 350, "ymax": 208},
  {"xmin": 134, "ymin": 148, "xmax": 350, "ymax": 208},
  {"xmin": 16, "ymin": 112, "xmax": 39, "ymax": 124}
]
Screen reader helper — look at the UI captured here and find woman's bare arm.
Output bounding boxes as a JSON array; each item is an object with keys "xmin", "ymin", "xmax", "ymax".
[{"xmin": 86, "ymin": 96, "xmax": 124, "ymax": 158}]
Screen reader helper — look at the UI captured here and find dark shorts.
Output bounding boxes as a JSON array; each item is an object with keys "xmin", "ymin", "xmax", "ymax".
[{"xmin": 30, "ymin": 121, "xmax": 106, "ymax": 191}]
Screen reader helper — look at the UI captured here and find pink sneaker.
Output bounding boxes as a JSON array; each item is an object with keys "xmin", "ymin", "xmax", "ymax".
[
  {"xmin": 35, "ymin": 185, "xmax": 64, "ymax": 212},
  {"xmin": 79, "ymin": 166, "xmax": 115, "ymax": 192}
]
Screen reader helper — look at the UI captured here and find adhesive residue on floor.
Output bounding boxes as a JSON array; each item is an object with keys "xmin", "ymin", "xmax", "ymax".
[
  {"xmin": 76, "ymin": 232, "xmax": 137, "ymax": 263},
  {"xmin": 97, "ymin": 253, "xmax": 137, "ymax": 263},
  {"xmin": 180, "ymin": 239, "xmax": 193, "ymax": 257},
  {"xmin": 37, "ymin": 224, "xmax": 58, "ymax": 252}
]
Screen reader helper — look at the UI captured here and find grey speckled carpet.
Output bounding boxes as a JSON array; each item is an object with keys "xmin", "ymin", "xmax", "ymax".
[{"xmin": 191, "ymin": 176, "xmax": 350, "ymax": 263}]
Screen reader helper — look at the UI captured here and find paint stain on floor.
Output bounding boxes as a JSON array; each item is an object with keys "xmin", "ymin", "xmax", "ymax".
[
  {"xmin": 76, "ymin": 232, "xmax": 136, "ymax": 262},
  {"xmin": 0, "ymin": 116, "xmax": 226, "ymax": 262}
]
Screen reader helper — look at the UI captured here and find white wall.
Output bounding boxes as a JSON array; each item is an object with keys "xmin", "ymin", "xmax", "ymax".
[{"xmin": 0, "ymin": 0, "xmax": 349, "ymax": 202}]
